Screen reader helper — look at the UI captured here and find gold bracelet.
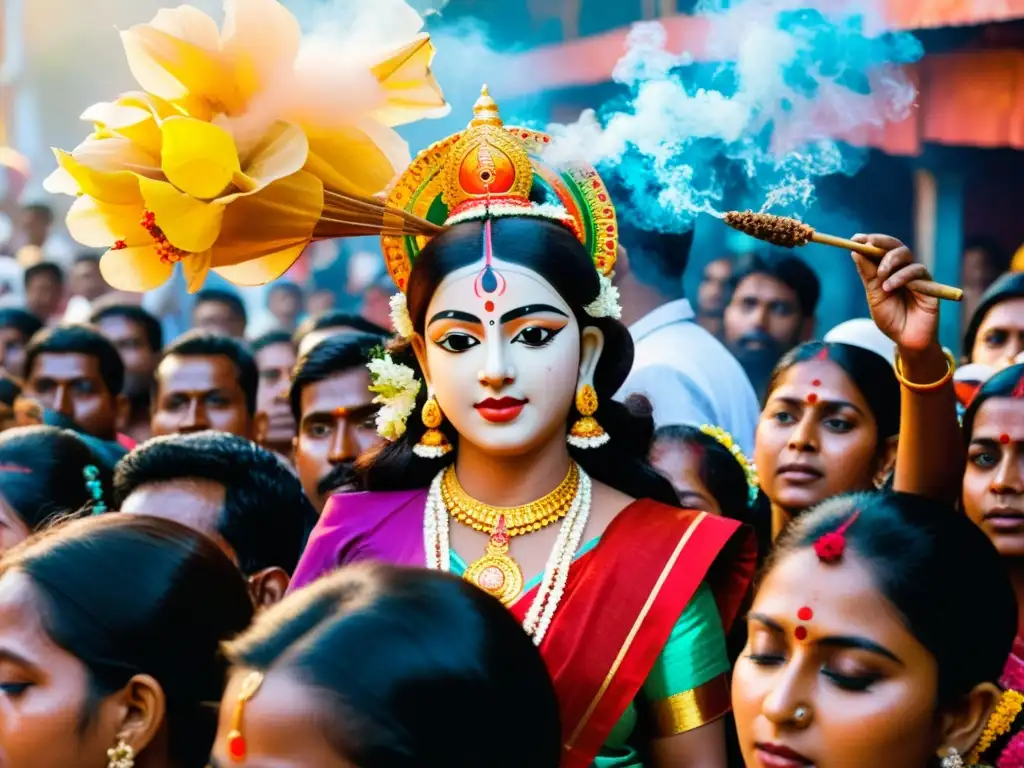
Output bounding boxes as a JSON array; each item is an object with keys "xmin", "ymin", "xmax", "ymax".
[{"xmin": 893, "ymin": 349, "xmax": 956, "ymax": 393}]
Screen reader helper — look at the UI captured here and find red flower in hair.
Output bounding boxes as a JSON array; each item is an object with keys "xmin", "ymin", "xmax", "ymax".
[
  {"xmin": 813, "ymin": 510, "xmax": 861, "ymax": 564},
  {"xmin": 814, "ymin": 532, "xmax": 847, "ymax": 562},
  {"xmin": 998, "ymin": 731, "xmax": 1024, "ymax": 768}
]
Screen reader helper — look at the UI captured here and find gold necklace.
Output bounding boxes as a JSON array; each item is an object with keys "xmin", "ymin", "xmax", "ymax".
[
  {"xmin": 441, "ymin": 462, "xmax": 579, "ymax": 535},
  {"xmin": 442, "ymin": 463, "xmax": 581, "ymax": 605}
]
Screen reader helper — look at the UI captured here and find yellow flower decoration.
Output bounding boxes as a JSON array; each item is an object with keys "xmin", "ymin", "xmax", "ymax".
[
  {"xmin": 698, "ymin": 425, "xmax": 760, "ymax": 506},
  {"xmin": 968, "ymin": 689, "xmax": 1024, "ymax": 764},
  {"xmin": 47, "ymin": 0, "xmax": 449, "ymax": 294}
]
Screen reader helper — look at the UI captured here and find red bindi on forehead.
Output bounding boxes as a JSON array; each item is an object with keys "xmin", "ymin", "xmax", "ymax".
[{"xmin": 794, "ymin": 605, "xmax": 813, "ymax": 641}]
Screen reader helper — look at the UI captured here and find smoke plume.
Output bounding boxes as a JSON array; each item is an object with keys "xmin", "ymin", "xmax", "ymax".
[{"xmin": 545, "ymin": 0, "xmax": 924, "ymax": 232}]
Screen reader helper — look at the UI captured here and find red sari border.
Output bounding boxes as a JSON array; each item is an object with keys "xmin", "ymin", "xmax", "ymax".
[{"xmin": 514, "ymin": 500, "xmax": 755, "ymax": 768}]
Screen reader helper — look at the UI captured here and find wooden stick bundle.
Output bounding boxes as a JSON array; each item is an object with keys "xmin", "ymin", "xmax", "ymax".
[{"xmin": 723, "ymin": 211, "xmax": 963, "ymax": 302}]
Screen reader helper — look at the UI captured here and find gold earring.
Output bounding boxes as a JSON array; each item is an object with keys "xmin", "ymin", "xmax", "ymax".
[
  {"xmin": 568, "ymin": 384, "xmax": 609, "ymax": 449},
  {"xmin": 107, "ymin": 739, "xmax": 134, "ymax": 768},
  {"xmin": 414, "ymin": 395, "xmax": 453, "ymax": 459}
]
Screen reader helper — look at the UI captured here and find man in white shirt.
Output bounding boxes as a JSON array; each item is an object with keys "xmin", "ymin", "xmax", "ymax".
[{"xmin": 614, "ymin": 225, "xmax": 760, "ymax": 455}]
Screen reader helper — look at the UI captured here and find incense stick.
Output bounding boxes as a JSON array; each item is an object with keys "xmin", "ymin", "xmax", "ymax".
[{"xmin": 723, "ymin": 211, "xmax": 963, "ymax": 302}]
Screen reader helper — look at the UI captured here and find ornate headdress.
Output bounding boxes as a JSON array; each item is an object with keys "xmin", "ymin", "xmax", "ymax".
[{"xmin": 383, "ymin": 85, "xmax": 622, "ymax": 334}]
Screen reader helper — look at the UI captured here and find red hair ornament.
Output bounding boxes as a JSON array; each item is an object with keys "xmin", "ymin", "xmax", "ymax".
[{"xmin": 813, "ymin": 510, "xmax": 861, "ymax": 563}]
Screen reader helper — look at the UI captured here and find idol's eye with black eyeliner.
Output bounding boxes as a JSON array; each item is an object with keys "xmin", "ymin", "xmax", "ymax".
[
  {"xmin": 436, "ymin": 333, "xmax": 481, "ymax": 353},
  {"xmin": 512, "ymin": 326, "xmax": 562, "ymax": 347}
]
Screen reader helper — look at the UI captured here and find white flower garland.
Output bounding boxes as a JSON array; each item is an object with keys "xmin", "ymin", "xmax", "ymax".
[
  {"xmin": 423, "ymin": 464, "xmax": 593, "ymax": 646},
  {"xmin": 366, "ymin": 351, "xmax": 421, "ymax": 441},
  {"xmin": 584, "ymin": 273, "xmax": 622, "ymax": 320},
  {"xmin": 389, "ymin": 292, "xmax": 415, "ymax": 339}
]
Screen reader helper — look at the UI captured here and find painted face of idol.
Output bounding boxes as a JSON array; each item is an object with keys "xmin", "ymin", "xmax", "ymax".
[{"xmin": 413, "ymin": 256, "xmax": 602, "ymax": 457}]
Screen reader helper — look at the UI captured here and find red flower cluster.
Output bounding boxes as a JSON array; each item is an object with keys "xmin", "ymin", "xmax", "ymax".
[
  {"xmin": 998, "ymin": 732, "xmax": 1024, "ymax": 767},
  {"xmin": 813, "ymin": 531, "xmax": 847, "ymax": 563}
]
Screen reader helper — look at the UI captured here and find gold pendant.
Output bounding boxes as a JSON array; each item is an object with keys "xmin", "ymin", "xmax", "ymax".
[{"xmin": 463, "ymin": 515, "xmax": 524, "ymax": 605}]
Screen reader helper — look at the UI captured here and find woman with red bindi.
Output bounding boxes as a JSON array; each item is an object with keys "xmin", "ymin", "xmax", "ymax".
[
  {"xmin": 755, "ymin": 236, "xmax": 962, "ymax": 538},
  {"xmin": 732, "ymin": 492, "xmax": 1016, "ymax": 768},
  {"xmin": 961, "ymin": 363, "xmax": 1024, "ymax": 766}
]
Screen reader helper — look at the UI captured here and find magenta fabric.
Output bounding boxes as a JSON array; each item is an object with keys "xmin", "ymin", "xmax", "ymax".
[{"xmin": 288, "ymin": 489, "xmax": 429, "ymax": 593}]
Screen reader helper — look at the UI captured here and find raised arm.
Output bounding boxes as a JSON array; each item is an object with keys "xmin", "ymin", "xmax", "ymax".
[{"xmin": 851, "ymin": 234, "xmax": 963, "ymax": 502}]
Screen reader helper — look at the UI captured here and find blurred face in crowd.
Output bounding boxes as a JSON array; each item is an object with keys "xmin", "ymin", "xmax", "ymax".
[
  {"xmin": 361, "ymin": 287, "xmax": 393, "ymax": 333},
  {"xmin": 971, "ymin": 299, "xmax": 1024, "ymax": 370},
  {"xmin": 151, "ymin": 354, "xmax": 252, "ymax": 439},
  {"xmin": 193, "ymin": 300, "xmax": 245, "ymax": 339},
  {"xmin": 755, "ymin": 359, "xmax": 891, "ymax": 516},
  {"xmin": 254, "ymin": 341, "xmax": 298, "ymax": 454},
  {"xmin": 962, "ymin": 246, "xmax": 1000, "ymax": 292},
  {"xmin": 268, "ymin": 287, "xmax": 302, "ymax": 329},
  {"xmin": 294, "ymin": 366, "xmax": 380, "ymax": 511},
  {"xmin": 732, "ymin": 548, "xmax": 945, "ymax": 768},
  {"xmin": 20, "ymin": 207, "xmax": 52, "ymax": 247},
  {"xmin": 25, "ymin": 272, "xmax": 63, "ymax": 321},
  {"xmin": 698, "ymin": 258, "xmax": 733, "ymax": 316},
  {"xmin": 0, "ymin": 326, "xmax": 30, "ymax": 378},
  {"xmin": 23, "ymin": 352, "xmax": 121, "ymax": 439},
  {"xmin": 649, "ymin": 438, "xmax": 724, "ymax": 516},
  {"xmin": 963, "ymin": 396, "xmax": 1024, "ymax": 558},
  {"xmin": 306, "ymin": 290, "xmax": 336, "ymax": 317},
  {"xmin": 95, "ymin": 316, "xmax": 157, "ymax": 399},
  {"xmin": 68, "ymin": 259, "xmax": 107, "ymax": 302},
  {"xmin": 724, "ymin": 273, "xmax": 809, "ymax": 357}
]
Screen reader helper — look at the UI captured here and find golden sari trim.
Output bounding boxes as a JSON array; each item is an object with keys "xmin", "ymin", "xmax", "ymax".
[
  {"xmin": 564, "ymin": 511, "xmax": 708, "ymax": 749},
  {"xmin": 653, "ymin": 673, "xmax": 732, "ymax": 736}
]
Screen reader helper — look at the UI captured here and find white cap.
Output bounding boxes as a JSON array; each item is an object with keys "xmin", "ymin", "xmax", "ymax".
[{"xmin": 824, "ymin": 319, "xmax": 896, "ymax": 366}]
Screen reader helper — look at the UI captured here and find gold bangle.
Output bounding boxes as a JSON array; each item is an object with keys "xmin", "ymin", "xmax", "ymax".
[{"xmin": 893, "ymin": 349, "xmax": 956, "ymax": 393}]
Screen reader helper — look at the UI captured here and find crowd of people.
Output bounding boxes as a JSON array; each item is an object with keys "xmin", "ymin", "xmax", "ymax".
[{"xmin": 4, "ymin": 20, "xmax": 1024, "ymax": 768}]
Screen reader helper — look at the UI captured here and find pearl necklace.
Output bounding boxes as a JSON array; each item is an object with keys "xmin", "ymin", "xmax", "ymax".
[{"xmin": 424, "ymin": 466, "xmax": 593, "ymax": 646}]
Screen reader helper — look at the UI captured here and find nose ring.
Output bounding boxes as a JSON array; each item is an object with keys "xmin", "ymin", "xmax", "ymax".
[{"xmin": 793, "ymin": 706, "xmax": 810, "ymax": 723}]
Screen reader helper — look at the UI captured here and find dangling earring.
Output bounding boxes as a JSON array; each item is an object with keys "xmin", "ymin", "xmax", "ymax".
[
  {"xmin": 939, "ymin": 747, "xmax": 964, "ymax": 768},
  {"xmin": 568, "ymin": 384, "xmax": 609, "ymax": 449},
  {"xmin": 107, "ymin": 739, "xmax": 134, "ymax": 768},
  {"xmin": 414, "ymin": 395, "xmax": 453, "ymax": 459}
]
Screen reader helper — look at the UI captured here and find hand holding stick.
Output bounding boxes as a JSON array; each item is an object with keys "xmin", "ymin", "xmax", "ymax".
[{"xmin": 723, "ymin": 211, "xmax": 962, "ymax": 302}]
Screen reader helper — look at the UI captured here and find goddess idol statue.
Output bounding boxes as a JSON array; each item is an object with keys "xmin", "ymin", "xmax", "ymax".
[{"xmin": 291, "ymin": 87, "xmax": 757, "ymax": 768}]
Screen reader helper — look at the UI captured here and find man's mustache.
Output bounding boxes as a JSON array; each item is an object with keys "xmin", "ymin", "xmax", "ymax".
[
  {"xmin": 735, "ymin": 329, "xmax": 781, "ymax": 352},
  {"xmin": 317, "ymin": 462, "xmax": 357, "ymax": 497}
]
